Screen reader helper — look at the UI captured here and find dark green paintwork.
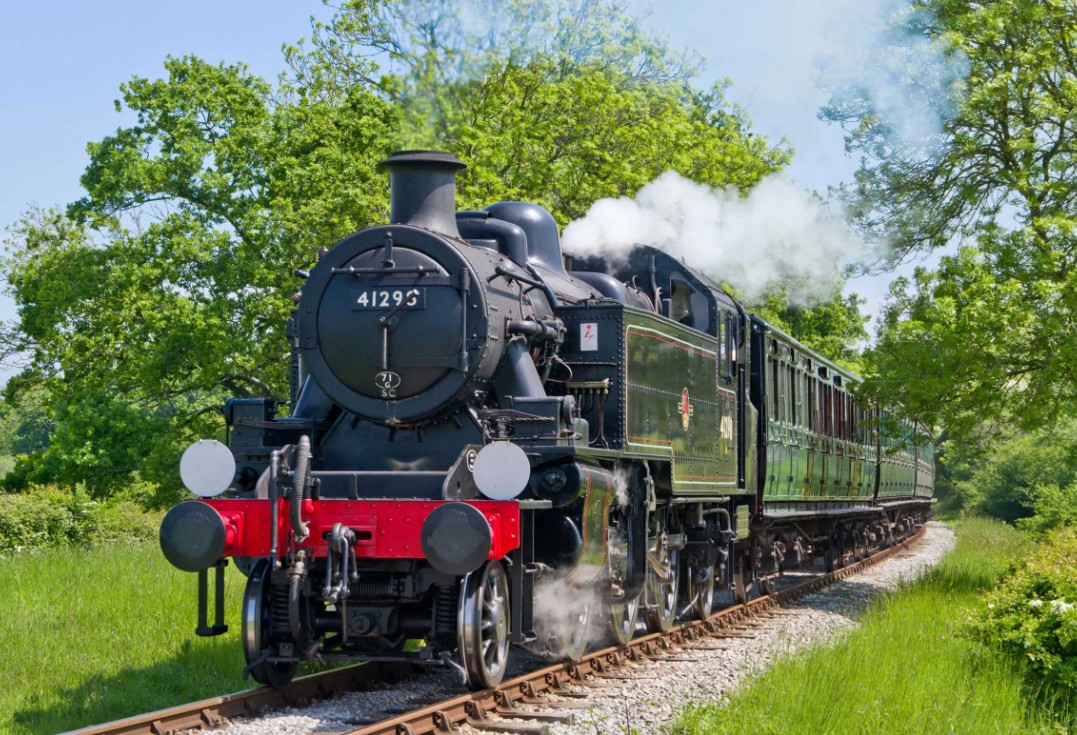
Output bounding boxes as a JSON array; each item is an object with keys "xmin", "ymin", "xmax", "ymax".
[{"xmin": 623, "ymin": 310, "xmax": 737, "ymax": 494}]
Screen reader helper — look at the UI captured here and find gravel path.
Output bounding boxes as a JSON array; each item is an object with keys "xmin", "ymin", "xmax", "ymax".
[{"xmin": 208, "ymin": 522, "xmax": 954, "ymax": 735}]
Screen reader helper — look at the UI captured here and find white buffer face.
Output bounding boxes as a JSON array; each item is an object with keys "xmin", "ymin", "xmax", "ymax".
[
  {"xmin": 179, "ymin": 439, "xmax": 237, "ymax": 498},
  {"xmin": 472, "ymin": 441, "xmax": 530, "ymax": 500}
]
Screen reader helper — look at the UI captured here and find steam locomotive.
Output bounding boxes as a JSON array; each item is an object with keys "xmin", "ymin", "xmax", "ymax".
[{"xmin": 159, "ymin": 151, "xmax": 934, "ymax": 690}]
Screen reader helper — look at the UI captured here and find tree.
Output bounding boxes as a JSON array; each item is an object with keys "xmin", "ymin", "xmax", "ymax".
[
  {"xmin": 747, "ymin": 282, "xmax": 869, "ymax": 374},
  {"xmin": 3, "ymin": 58, "xmax": 398, "ymax": 499},
  {"xmin": 951, "ymin": 422, "xmax": 1077, "ymax": 525},
  {"xmin": 287, "ymin": 0, "xmax": 786, "ymax": 222},
  {"xmin": 826, "ymin": 1, "xmax": 1077, "ymax": 437},
  {"xmin": 3, "ymin": 3, "xmax": 787, "ymax": 498}
]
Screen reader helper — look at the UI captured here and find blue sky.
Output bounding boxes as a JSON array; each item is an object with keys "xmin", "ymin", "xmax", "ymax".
[
  {"xmin": 0, "ymin": 1, "xmax": 933, "ymax": 381},
  {"xmin": 0, "ymin": 2, "xmax": 334, "ymax": 231}
]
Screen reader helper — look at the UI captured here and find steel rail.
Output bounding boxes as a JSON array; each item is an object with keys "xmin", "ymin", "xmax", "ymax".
[
  {"xmin": 345, "ymin": 526, "xmax": 928, "ymax": 735},
  {"xmin": 63, "ymin": 526, "xmax": 926, "ymax": 735},
  {"xmin": 61, "ymin": 664, "xmax": 382, "ymax": 735}
]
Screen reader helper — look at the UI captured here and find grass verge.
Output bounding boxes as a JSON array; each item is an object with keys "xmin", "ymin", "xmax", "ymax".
[
  {"xmin": 0, "ymin": 543, "xmax": 261, "ymax": 735},
  {"xmin": 671, "ymin": 519, "xmax": 1065, "ymax": 735}
]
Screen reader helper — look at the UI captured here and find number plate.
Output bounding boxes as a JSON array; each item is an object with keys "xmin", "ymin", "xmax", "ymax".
[{"xmin": 352, "ymin": 288, "xmax": 426, "ymax": 310}]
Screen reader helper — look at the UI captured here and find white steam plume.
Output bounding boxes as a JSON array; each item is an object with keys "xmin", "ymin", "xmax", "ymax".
[
  {"xmin": 531, "ymin": 576, "xmax": 602, "ymax": 658},
  {"xmin": 562, "ymin": 172, "xmax": 862, "ymax": 302}
]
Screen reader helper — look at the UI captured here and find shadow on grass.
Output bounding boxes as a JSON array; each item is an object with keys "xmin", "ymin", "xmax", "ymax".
[{"xmin": 9, "ymin": 637, "xmax": 249, "ymax": 735}]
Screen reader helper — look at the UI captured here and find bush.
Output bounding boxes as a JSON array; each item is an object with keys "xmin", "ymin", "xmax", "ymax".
[
  {"xmin": 968, "ymin": 528, "xmax": 1077, "ymax": 718},
  {"xmin": 0, "ymin": 485, "xmax": 161, "ymax": 553},
  {"xmin": 1016, "ymin": 483, "xmax": 1077, "ymax": 537},
  {"xmin": 956, "ymin": 425, "xmax": 1077, "ymax": 524}
]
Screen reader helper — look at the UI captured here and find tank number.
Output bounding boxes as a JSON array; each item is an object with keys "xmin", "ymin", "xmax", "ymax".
[{"xmin": 352, "ymin": 288, "xmax": 426, "ymax": 310}]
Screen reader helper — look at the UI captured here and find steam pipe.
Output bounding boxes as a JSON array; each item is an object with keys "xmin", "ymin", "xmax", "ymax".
[
  {"xmin": 502, "ymin": 338, "xmax": 546, "ymax": 398},
  {"xmin": 506, "ymin": 319, "xmax": 563, "ymax": 343},
  {"xmin": 291, "ymin": 436, "xmax": 311, "ymax": 542},
  {"xmin": 269, "ymin": 451, "xmax": 281, "ymax": 569}
]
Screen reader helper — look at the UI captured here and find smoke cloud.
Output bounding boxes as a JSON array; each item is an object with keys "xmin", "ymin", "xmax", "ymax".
[
  {"xmin": 562, "ymin": 171, "xmax": 862, "ymax": 302},
  {"xmin": 814, "ymin": 0, "xmax": 968, "ymax": 155}
]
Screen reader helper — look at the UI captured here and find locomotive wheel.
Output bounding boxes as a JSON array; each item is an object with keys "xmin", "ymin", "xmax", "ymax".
[
  {"xmin": 732, "ymin": 558, "xmax": 753, "ymax": 605},
  {"xmin": 686, "ymin": 564, "xmax": 716, "ymax": 620},
  {"xmin": 458, "ymin": 561, "xmax": 510, "ymax": 690},
  {"xmin": 823, "ymin": 547, "xmax": 837, "ymax": 573},
  {"xmin": 536, "ymin": 594, "xmax": 592, "ymax": 662},
  {"xmin": 645, "ymin": 544, "xmax": 680, "ymax": 632},
  {"xmin": 242, "ymin": 559, "xmax": 298, "ymax": 688},
  {"xmin": 607, "ymin": 597, "xmax": 640, "ymax": 646}
]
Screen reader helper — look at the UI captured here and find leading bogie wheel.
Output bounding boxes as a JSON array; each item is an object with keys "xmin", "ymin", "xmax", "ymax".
[
  {"xmin": 458, "ymin": 561, "xmax": 510, "ymax": 690},
  {"xmin": 242, "ymin": 558, "xmax": 299, "ymax": 688}
]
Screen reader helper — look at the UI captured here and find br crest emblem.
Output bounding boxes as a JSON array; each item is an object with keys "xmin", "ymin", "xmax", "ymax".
[{"xmin": 677, "ymin": 388, "xmax": 694, "ymax": 431}]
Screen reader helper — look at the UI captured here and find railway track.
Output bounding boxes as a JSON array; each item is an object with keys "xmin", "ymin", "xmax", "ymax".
[{"xmin": 65, "ymin": 527, "xmax": 927, "ymax": 735}]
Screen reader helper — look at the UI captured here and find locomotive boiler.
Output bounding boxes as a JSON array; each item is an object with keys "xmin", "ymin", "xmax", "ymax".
[{"xmin": 160, "ymin": 151, "xmax": 934, "ymax": 690}]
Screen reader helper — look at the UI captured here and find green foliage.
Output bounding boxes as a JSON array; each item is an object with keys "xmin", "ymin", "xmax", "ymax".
[
  {"xmin": 943, "ymin": 423, "xmax": 1077, "ymax": 525},
  {"xmin": 829, "ymin": 1, "xmax": 1077, "ymax": 438},
  {"xmin": 0, "ymin": 484, "xmax": 161, "ymax": 553},
  {"xmin": 2, "ymin": 56, "xmax": 397, "ymax": 497},
  {"xmin": 1016, "ymin": 483, "xmax": 1077, "ymax": 537},
  {"xmin": 0, "ymin": 387, "xmax": 51, "ymax": 460},
  {"xmin": 968, "ymin": 528, "xmax": 1077, "ymax": 721},
  {"xmin": 747, "ymin": 282, "xmax": 869, "ymax": 372},
  {"xmin": 2, "ymin": 3, "xmax": 787, "ymax": 499},
  {"xmin": 286, "ymin": 0, "xmax": 706, "ymax": 112},
  {"xmin": 288, "ymin": 1, "xmax": 787, "ymax": 223},
  {"xmin": 449, "ymin": 62, "xmax": 785, "ymax": 224},
  {"xmin": 672, "ymin": 519, "xmax": 1058, "ymax": 735}
]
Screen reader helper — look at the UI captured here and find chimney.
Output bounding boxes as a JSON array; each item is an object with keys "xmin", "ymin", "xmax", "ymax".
[{"xmin": 380, "ymin": 150, "xmax": 467, "ymax": 239}]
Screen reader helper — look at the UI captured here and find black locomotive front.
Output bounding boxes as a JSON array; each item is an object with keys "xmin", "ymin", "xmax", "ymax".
[{"xmin": 160, "ymin": 151, "xmax": 625, "ymax": 690}]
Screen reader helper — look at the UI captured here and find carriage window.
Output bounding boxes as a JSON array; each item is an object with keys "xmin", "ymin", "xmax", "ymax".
[
  {"xmin": 824, "ymin": 385, "xmax": 833, "ymax": 437},
  {"xmin": 768, "ymin": 357, "xmax": 779, "ymax": 418},
  {"xmin": 789, "ymin": 365, "xmax": 798, "ymax": 426},
  {"xmin": 784, "ymin": 364, "xmax": 793, "ymax": 425}
]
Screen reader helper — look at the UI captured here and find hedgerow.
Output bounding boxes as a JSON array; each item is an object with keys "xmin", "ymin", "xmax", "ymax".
[
  {"xmin": 967, "ymin": 528, "xmax": 1077, "ymax": 720},
  {"xmin": 0, "ymin": 484, "xmax": 161, "ymax": 553}
]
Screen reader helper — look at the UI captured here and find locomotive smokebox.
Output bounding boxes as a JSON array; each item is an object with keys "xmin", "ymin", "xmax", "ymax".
[{"xmin": 382, "ymin": 150, "xmax": 467, "ymax": 239}]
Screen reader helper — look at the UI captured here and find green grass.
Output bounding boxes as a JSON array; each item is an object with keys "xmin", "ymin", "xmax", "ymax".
[
  {"xmin": 672, "ymin": 519, "xmax": 1063, "ymax": 735},
  {"xmin": 0, "ymin": 543, "xmax": 258, "ymax": 735}
]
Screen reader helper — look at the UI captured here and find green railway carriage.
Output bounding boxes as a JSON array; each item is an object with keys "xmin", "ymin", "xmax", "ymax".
[
  {"xmin": 750, "ymin": 316, "xmax": 935, "ymax": 529},
  {"xmin": 752, "ymin": 321, "xmax": 877, "ymax": 506}
]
